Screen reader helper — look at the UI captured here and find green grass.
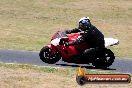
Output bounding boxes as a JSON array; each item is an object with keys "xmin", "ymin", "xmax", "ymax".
[
  {"xmin": 0, "ymin": 63, "xmax": 79, "ymax": 78},
  {"xmin": 0, "ymin": 0, "xmax": 132, "ymax": 57},
  {"xmin": 0, "ymin": 62, "xmax": 120, "ymax": 75},
  {"xmin": 1, "ymin": 62, "xmax": 131, "ymax": 88}
]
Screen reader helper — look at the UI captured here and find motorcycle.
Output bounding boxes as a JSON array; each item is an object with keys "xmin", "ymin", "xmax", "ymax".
[{"xmin": 39, "ymin": 31, "xmax": 119, "ymax": 68}]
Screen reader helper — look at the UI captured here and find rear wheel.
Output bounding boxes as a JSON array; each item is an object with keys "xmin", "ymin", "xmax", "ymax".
[
  {"xmin": 39, "ymin": 46, "xmax": 61, "ymax": 64},
  {"xmin": 92, "ymin": 48, "xmax": 115, "ymax": 68}
]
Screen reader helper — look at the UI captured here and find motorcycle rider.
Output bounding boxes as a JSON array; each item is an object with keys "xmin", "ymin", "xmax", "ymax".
[{"xmin": 64, "ymin": 17, "xmax": 105, "ymax": 58}]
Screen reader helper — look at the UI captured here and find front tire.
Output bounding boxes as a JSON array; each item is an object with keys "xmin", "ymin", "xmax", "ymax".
[
  {"xmin": 92, "ymin": 48, "xmax": 115, "ymax": 68},
  {"xmin": 39, "ymin": 46, "xmax": 61, "ymax": 64}
]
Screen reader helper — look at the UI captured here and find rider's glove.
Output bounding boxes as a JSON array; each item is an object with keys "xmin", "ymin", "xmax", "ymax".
[{"xmin": 64, "ymin": 30, "xmax": 71, "ymax": 34}]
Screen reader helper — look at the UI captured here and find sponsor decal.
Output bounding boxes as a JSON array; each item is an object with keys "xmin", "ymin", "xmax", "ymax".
[{"xmin": 76, "ymin": 67, "xmax": 131, "ymax": 85}]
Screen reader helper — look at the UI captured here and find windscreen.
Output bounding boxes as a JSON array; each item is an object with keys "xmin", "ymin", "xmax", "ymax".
[{"xmin": 53, "ymin": 32, "xmax": 67, "ymax": 39}]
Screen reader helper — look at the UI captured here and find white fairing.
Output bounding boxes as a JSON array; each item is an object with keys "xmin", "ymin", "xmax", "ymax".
[
  {"xmin": 104, "ymin": 38, "xmax": 119, "ymax": 47},
  {"xmin": 51, "ymin": 37, "xmax": 119, "ymax": 47},
  {"xmin": 51, "ymin": 38, "xmax": 61, "ymax": 46}
]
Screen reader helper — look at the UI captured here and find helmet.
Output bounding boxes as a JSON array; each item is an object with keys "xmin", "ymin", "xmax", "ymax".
[{"xmin": 78, "ymin": 17, "xmax": 91, "ymax": 30}]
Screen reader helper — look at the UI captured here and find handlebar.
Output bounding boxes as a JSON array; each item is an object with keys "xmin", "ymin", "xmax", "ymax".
[{"xmin": 59, "ymin": 37, "xmax": 69, "ymax": 45}]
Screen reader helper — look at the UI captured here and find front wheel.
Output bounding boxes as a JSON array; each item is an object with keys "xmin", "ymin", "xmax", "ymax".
[
  {"xmin": 39, "ymin": 46, "xmax": 61, "ymax": 64},
  {"xmin": 92, "ymin": 48, "xmax": 115, "ymax": 68}
]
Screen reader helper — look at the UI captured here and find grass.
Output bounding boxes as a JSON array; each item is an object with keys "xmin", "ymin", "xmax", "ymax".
[
  {"xmin": 0, "ymin": 62, "xmax": 119, "ymax": 75},
  {"xmin": 0, "ymin": 62, "xmax": 131, "ymax": 88},
  {"xmin": 0, "ymin": 62, "xmax": 75, "ymax": 76},
  {"xmin": 0, "ymin": 0, "xmax": 132, "ymax": 57}
]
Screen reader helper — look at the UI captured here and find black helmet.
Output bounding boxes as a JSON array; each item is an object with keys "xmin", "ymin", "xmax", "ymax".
[{"xmin": 79, "ymin": 17, "xmax": 91, "ymax": 30}]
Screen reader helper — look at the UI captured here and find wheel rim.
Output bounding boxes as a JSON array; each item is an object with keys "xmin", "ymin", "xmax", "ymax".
[
  {"xmin": 104, "ymin": 51, "xmax": 114, "ymax": 64},
  {"xmin": 43, "ymin": 48, "xmax": 58, "ymax": 60},
  {"xmin": 93, "ymin": 49, "xmax": 115, "ymax": 68}
]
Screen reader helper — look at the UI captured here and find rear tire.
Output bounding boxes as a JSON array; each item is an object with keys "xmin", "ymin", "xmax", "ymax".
[
  {"xmin": 92, "ymin": 48, "xmax": 115, "ymax": 68},
  {"xmin": 39, "ymin": 46, "xmax": 61, "ymax": 64}
]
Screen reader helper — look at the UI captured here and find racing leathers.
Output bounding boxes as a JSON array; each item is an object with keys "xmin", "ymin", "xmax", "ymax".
[{"xmin": 65, "ymin": 25, "xmax": 105, "ymax": 58}]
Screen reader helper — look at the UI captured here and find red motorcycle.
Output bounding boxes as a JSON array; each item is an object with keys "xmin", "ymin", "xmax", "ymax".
[{"xmin": 39, "ymin": 31, "xmax": 119, "ymax": 68}]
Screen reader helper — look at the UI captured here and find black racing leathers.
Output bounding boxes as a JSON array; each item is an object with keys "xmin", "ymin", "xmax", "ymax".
[
  {"xmin": 65, "ymin": 25, "xmax": 105, "ymax": 49},
  {"xmin": 65, "ymin": 25, "xmax": 105, "ymax": 59}
]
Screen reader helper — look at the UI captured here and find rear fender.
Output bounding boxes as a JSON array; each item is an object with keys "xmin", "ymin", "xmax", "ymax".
[{"xmin": 104, "ymin": 38, "xmax": 119, "ymax": 47}]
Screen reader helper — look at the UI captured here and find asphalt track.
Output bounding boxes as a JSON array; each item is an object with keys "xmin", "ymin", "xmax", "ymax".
[{"xmin": 0, "ymin": 49, "xmax": 132, "ymax": 73}]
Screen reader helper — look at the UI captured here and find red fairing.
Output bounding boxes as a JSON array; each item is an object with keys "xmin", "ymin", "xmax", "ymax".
[
  {"xmin": 68, "ymin": 33, "xmax": 80, "ymax": 42},
  {"xmin": 51, "ymin": 31, "xmax": 60, "ymax": 41},
  {"xmin": 49, "ymin": 31, "xmax": 90, "ymax": 60},
  {"xmin": 68, "ymin": 33, "xmax": 90, "ymax": 51},
  {"xmin": 59, "ymin": 46, "xmax": 78, "ymax": 60}
]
